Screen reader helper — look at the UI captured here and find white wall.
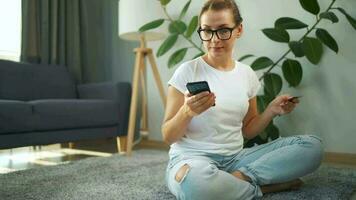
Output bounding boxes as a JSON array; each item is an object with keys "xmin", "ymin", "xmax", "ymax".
[
  {"xmin": 141, "ymin": 0, "xmax": 356, "ymax": 154},
  {"xmin": 0, "ymin": 0, "xmax": 21, "ymax": 61}
]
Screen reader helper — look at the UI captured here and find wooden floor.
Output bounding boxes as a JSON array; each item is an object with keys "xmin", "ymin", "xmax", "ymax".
[{"xmin": 0, "ymin": 138, "xmax": 168, "ymax": 174}]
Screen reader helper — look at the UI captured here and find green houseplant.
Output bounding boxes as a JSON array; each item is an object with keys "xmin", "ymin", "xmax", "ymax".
[{"xmin": 139, "ymin": 0, "xmax": 356, "ymax": 147}]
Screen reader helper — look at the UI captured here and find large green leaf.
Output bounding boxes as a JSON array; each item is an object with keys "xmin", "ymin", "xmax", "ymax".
[
  {"xmin": 275, "ymin": 17, "xmax": 308, "ymax": 29},
  {"xmin": 251, "ymin": 57, "xmax": 274, "ymax": 70},
  {"xmin": 337, "ymin": 8, "xmax": 356, "ymax": 30},
  {"xmin": 316, "ymin": 28, "xmax": 338, "ymax": 53},
  {"xmin": 299, "ymin": 0, "xmax": 320, "ymax": 15},
  {"xmin": 168, "ymin": 48, "xmax": 188, "ymax": 68},
  {"xmin": 179, "ymin": 0, "xmax": 191, "ymax": 20},
  {"xmin": 265, "ymin": 123, "xmax": 279, "ymax": 140},
  {"xmin": 262, "ymin": 28, "xmax": 290, "ymax": 43},
  {"xmin": 257, "ymin": 95, "xmax": 270, "ymax": 113},
  {"xmin": 139, "ymin": 19, "xmax": 165, "ymax": 32},
  {"xmin": 264, "ymin": 73, "xmax": 282, "ymax": 97},
  {"xmin": 185, "ymin": 16, "xmax": 198, "ymax": 38},
  {"xmin": 169, "ymin": 21, "xmax": 187, "ymax": 34},
  {"xmin": 302, "ymin": 37, "xmax": 323, "ymax": 64},
  {"xmin": 156, "ymin": 34, "xmax": 179, "ymax": 57},
  {"xmin": 319, "ymin": 11, "xmax": 339, "ymax": 23},
  {"xmin": 251, "ymin": 136, "xmax": 267, "ymax": 145},
  {"xmin": 244, "ymin": 140, "xmax": 255, "ymax": 148},
  {"xmin": 282, "ymin": 59, "xmax": 303, "ymax": 87},
  {"xmin": 244, "ymin": 135, "xmax": 266, "ymax": 147},
  {"xmin": 160, "ymin": 0, "xmax": 171, "ymax": 6},
  {"xmin": 289, "ymin": 41, "xmax": 304, "ymax": 57},
  {"xmin": 238, "ymin": 54, "xmax": 254, "ymax": 62}
]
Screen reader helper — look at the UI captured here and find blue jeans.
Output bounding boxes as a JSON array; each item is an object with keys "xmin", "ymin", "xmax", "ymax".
[{"xmin": 165, "ymin": 135, "xmax": 323, "ymax": 200}]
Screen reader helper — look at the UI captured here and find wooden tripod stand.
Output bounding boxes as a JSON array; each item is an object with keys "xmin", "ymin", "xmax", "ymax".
[{"xmin": 124, "ymin": 37, "xmax": 166, "ymax": 156}]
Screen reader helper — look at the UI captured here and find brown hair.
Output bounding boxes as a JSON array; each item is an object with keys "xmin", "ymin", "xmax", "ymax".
[{"xmin": 199, "ymin": 0, "xmax": 243, "ymax": 26}]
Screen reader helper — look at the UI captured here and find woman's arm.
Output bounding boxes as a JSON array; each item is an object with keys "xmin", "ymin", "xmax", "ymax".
[
  {"xmin": 242, "ymin": 95, "xmax": 300, "ymax": 139},
  {"xmin": 242, "ymin": 97, "xmax": 274, "ymax": 139},
  {"xmin": 161, "ymin": 87, "xmax": 192, "ymax": 144},
  {"xmin": 161, "ymin": 86, "xmax": 215, "ymax": 145}
]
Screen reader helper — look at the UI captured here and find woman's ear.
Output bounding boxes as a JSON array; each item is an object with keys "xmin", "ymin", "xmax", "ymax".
[{"xmin": 236, "ymin": 24, "xmax": 243, "ymax": 38}]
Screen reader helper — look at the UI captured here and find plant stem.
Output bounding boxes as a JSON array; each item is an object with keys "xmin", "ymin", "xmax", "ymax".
[
  {"xmin": 258, "ymin": 0, "xmax": 337, "ymax": 81},
  {"xmin": 162, "ymin": 6, "xmax": 205, "ymax": 54}
]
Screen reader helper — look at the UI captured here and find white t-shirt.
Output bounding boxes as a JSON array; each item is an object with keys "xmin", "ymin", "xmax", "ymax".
[{"xmin": 168, "ymin": 57, "xmax": 261, "ymax": 156}]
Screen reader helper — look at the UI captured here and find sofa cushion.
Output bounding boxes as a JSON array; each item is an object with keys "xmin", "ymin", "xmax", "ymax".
[
  {"xmin": 0, "ymin": 100, "xmax": 36, "ymax": 134},
  {"xmin": 30, "ymin": 99, "xmax": 119, "ymax": 131},
  {"xmin": 0, "ymin": 59, "xmax": 77, "ymax": 101}
]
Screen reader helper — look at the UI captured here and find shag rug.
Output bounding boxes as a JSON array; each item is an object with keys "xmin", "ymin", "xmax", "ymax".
[{"xmin": 0, "ymin": 149, "xmax": 355, "ymax": 200}]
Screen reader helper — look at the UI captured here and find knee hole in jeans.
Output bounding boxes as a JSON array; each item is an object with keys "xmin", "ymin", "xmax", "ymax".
[
  {"xmin": 232, "ymin": 170, "xmax": 252, "ymax": 183},
  {"xmin": 175, "ymin": 164, "xmax": 190, "ymax": 183}
]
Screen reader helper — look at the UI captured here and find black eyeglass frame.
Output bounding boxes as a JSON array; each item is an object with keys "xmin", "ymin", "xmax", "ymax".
[{"xmin": 197, "ymin": 25, "xmax": 238, "ymax": 41}]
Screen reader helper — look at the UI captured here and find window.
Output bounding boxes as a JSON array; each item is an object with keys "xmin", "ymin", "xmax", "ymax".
[{"xmin": 0, "ymin": 0, "xmax": 22, "ymax": 61}]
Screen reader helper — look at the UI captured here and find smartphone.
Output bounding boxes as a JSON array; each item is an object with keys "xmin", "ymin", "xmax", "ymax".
[
  {"xmin": 186, "ymin": 81, "xmax": 215, "ymax": 106},
  {"xmin": 186, "ymin": 81, "xmax": 211, "ymax": 95},
  {"xmin": 288, "ymin": 96, "xmax": 302, "ymax": 102}
]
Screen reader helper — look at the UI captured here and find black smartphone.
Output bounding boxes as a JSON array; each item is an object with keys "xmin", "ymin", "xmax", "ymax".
[
  {"xmin": 186, "ymin": 81, "xmax": 211, "ymax": 95},
  {"xmin": 186, "ymin": 81, "xmax": 215, "ymax": 106}
]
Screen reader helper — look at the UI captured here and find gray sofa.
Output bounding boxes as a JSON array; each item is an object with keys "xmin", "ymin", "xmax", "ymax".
[{"xmin": 0, "ymin": 59, "xmax": 131, "ymax": 152}]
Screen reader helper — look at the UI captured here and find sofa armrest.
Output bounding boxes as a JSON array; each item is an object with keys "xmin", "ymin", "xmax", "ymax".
[{"xmin": 77, "ymin": 82, "xmax": 131, "ymax": 135}]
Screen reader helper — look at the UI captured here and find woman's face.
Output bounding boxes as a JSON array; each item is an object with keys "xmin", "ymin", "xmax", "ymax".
[{"xmin": 199, "ymin": 9, "xmax": 242, "ymax": 58}]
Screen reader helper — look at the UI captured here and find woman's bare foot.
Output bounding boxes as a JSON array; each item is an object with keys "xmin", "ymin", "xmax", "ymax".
[
  {"xmin": 260, "ymin": 179, "xmax": 304, "ymax": 194},
  {"xmin": 231, "ymin": 171, "xmax": 304, "ymax": 194}
]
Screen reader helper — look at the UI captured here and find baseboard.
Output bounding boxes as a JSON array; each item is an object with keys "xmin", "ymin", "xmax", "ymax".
[{"xmin": 323, "ymin": 152, "xmax": 356, "ymax": 166}]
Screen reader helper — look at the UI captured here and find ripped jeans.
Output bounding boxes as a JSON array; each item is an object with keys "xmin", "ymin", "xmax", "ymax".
[{"xmin": 165, "ymin": 135, "xmax": 323, "ymax": 200}]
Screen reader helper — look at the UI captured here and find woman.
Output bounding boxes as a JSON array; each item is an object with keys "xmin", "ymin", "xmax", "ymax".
[{"xmin": 162, "ymin": 0, "xmax": 323, "ymax": 199}]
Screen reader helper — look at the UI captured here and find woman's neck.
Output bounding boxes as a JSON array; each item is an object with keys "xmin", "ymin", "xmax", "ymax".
[{"xmin": 203, "ymin": 54, "xmax": 235, "ymax": 71}]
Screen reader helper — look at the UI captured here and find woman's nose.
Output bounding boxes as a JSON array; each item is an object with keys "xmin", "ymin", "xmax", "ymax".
[{"xmin": 211, "ymin": 32, "xmax": 220, "ymax": 42}]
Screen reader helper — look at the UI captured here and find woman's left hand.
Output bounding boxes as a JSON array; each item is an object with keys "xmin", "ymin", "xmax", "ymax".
[{"xmin": 266, "ymin": 94, "xmax": 300, "ymax": 117}]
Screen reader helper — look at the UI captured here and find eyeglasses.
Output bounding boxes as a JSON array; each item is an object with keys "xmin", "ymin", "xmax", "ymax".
[{"xmin": 197, "ymin": 26, "xmax": 237, "ymax": 41}]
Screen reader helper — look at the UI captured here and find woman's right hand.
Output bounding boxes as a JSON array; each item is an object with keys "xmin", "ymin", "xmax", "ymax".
[{"xmin": 183, "ymin": 91, "xmax": 216, "ymax": 117}]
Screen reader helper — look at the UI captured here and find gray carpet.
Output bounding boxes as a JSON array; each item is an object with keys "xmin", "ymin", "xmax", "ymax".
[{"xmin": 0, "ymin": 149, "xmax": 355, "ymax": 200}]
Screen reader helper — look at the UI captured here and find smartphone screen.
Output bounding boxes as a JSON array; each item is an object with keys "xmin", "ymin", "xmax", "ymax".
[{"xmin": 186, "ymin": 81, "xmax": 211, "ymax": 95}]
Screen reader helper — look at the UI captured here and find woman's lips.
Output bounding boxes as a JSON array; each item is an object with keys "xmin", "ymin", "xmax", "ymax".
[{"xmin": 210, "ymin": 47, "xmax": 224, "ymax": 50}]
